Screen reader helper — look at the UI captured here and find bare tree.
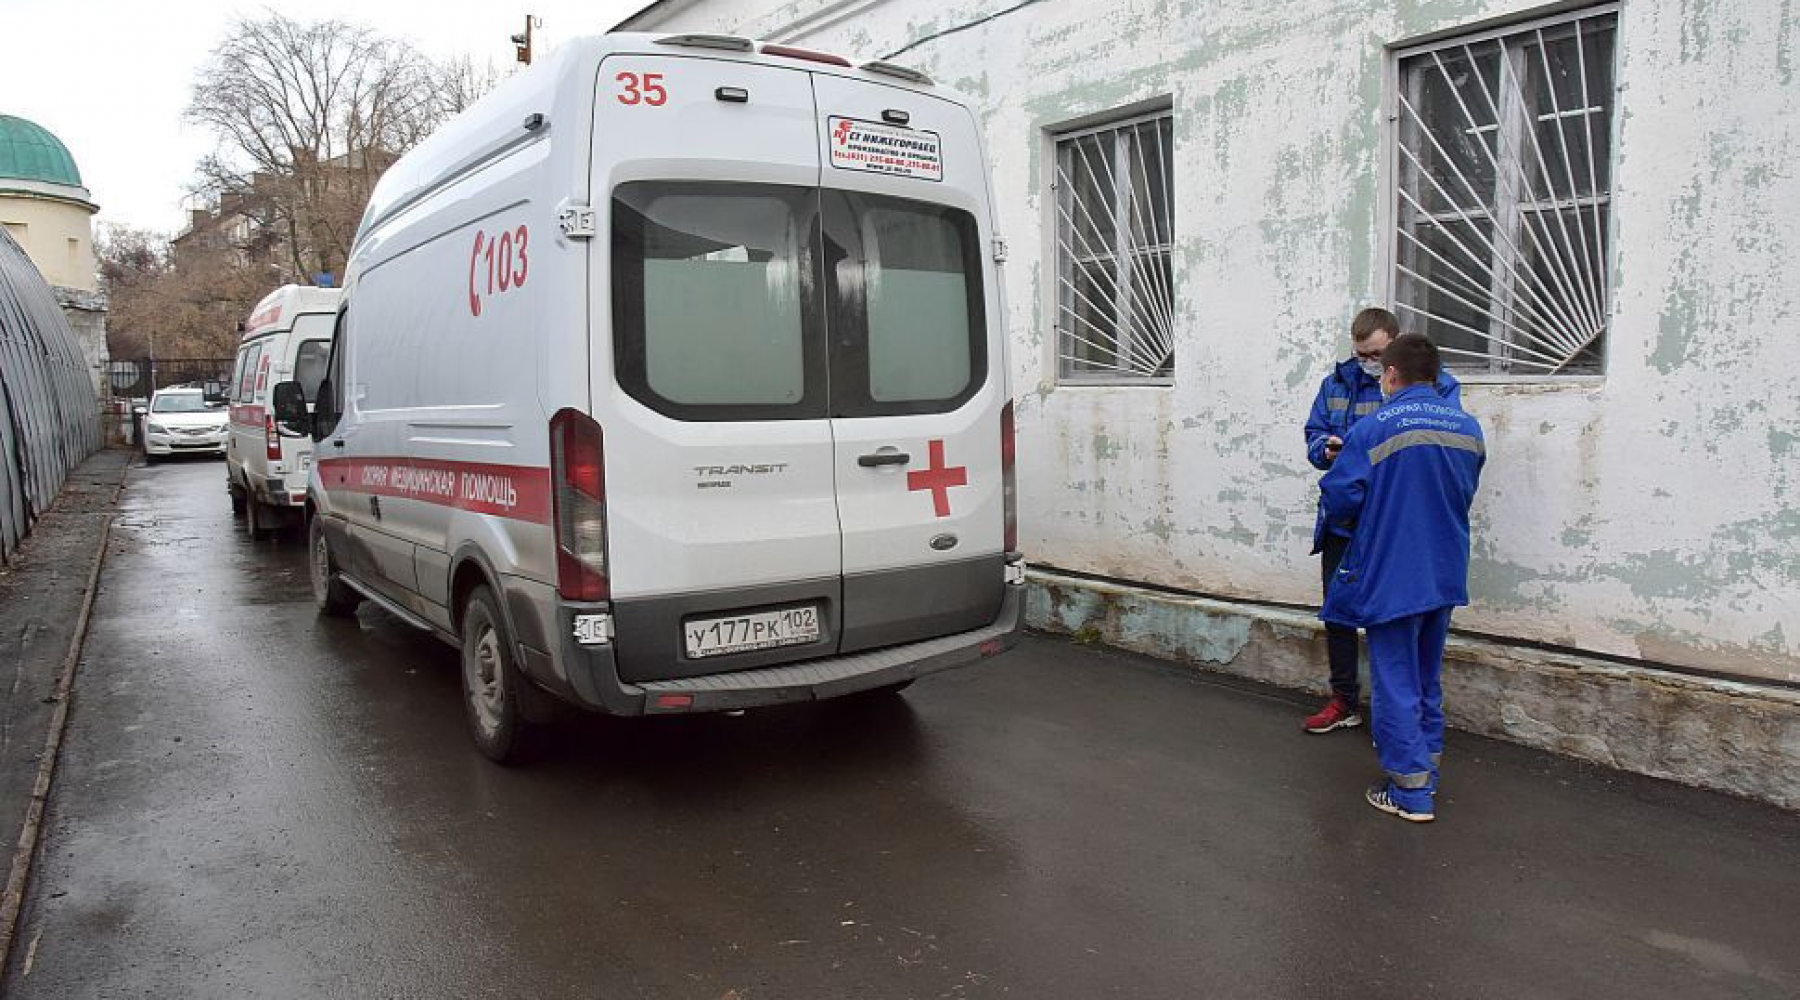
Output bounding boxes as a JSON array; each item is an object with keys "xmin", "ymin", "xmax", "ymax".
[
  {"xmin": 436, "ymin": 55, "xmax": 506, "ymax": 118},
  {"xmin": 98, "ymin": 224, "xmax": 275, "ymax": 360},
  {"xmin": 186, "ymin": 14, "xmax": 456, "ymax": 281}
]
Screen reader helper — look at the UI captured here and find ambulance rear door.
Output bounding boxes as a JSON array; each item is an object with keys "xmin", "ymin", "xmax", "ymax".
[
  {"xmin": 593, "ymin": 52, "xmax": 846, "ymax": 682},
  {"xmin": 813, "ymin": 75, "xmax": 1008, "ymax": 653}
]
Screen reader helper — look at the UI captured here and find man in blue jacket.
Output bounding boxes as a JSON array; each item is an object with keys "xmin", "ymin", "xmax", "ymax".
[
  {"xmin": 1319, "ymin": 334, "xmax": 1484, "ymax": 823},
  {"xmin": 1301, "ymin": 308, "xmax": 1459, "ymax": 734}
]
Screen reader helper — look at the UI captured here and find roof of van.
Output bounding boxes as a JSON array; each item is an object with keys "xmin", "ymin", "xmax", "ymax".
[
  {"xmin": 242, "ymin": 284, "xmax": 343, "ymax": 340},
  {"xmin": 353, "ymin": 33, "xmax": 951, "ymax": 250}
]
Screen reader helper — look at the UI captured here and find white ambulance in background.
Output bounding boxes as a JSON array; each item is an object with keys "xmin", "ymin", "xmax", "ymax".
[
  {"xmin": 274, "ymin": 33, "xmax": 1023, "ymax": 762},
  {"xmin": 227, "ymin": 284, "xmax": 341, "ymax": 539}
]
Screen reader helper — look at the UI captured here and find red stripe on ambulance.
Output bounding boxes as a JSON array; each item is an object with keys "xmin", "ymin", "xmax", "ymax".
[{"xmin": 318, "ymin": 457, "xmax": 552, "ymax": 524}]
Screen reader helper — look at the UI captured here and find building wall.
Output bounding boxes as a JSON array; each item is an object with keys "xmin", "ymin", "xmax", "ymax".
[
  {"xmin": 0, "ymin": 191, "xmax": 97, "ymax": 292},
  {"xmin": 625, "ymin": 0, "xmax": 1800, "ymax": 685}
]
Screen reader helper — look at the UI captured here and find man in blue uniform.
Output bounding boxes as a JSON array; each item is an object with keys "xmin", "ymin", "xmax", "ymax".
[
  {"xmin": 1301, "ymin": 308, "xmax": 1459, "ymax": 734},
  {"xmin": 1319, "ymin": 334, "xmax": 1484, "ymax": 823}
]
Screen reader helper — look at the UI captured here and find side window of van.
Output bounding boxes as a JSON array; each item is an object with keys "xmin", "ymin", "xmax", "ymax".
[
  {"xmin": 293, "ymin": 341, "xmax": 330, "ymax": 402},
  {"xmin": 612, "ymin": 181, "xmax": 826, "ymax": 421},
  {"xmin": 315, "ymin": 309, "xmax": 347, "ymax": 438},
  {"xmin": 229, "ymin": 347, "xmax": 252, "ymax": 403},
  {"xmin": 236, "ymin": 342, "xmax": 264, "ymax": 404},
  {"xmin": 825, "ymin": 191, "xmax": 986, "ymax": 417}
]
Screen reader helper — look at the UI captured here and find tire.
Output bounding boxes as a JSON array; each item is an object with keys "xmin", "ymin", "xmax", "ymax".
[
  {"xmin": 309, "ymin": 516, "xmax": 361, "ymax": 617},
  {"xmin": 143, "ymin": 451, "xmax": 160, "ymax": 466},
  {"xmin": 245, "ymin": 500, "xmax": 268, "ymax": 540},
  {"xmin": 460, "ymin": 585, "xmax": 544, "ymax": 765},
  {"xmin": 229, "ymin": 481, "xmax": 247, "ymax": 516}
]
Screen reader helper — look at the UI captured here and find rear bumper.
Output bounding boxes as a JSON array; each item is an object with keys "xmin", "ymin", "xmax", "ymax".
[
  {"xmin": 252, "ymin": 476, "xmax": 305, "ymax": 507},
  {"xmin": 525, "ymin": 576, "xmax": 1026, "ymax": 717}
]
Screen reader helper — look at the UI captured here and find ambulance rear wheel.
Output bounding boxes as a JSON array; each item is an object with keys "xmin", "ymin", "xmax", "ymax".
[
  {"xmin": 310, "ymin": 516, "xmax": 361, "ymax": 617},
  {"xmin": 460, "ymin": 586, "xmax": 543, "ymax": 765},
  {"xmin": 229, "ymin": 482, "xmax": 246, "ymax": 516}
]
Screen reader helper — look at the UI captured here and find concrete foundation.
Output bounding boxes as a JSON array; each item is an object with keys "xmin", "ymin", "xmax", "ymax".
[{"xmin": 1028, "ymin": 569, "xmax": 1800, "ymax": 812}]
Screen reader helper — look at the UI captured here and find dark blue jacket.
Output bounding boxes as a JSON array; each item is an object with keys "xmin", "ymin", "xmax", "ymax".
[
  {"xmin": 1318, "ymin": 384, "xmax": 1485, "ymax": 628},
  {"xmin": 1305, "ymin": 358, "xmax": 1460, "ymax": 552}
]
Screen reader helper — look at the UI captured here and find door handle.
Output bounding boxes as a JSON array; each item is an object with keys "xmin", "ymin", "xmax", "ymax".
[
  {"xmin": 857, "ymin": 451, "xmax": 911, "ymax": 467},
  {"xmin": 369, "ymin": 495, "xmax": 381, "ymax": 519},
  {"xmin": 331, "ymin": 439, "xmax": 345, "ymax": 448}
]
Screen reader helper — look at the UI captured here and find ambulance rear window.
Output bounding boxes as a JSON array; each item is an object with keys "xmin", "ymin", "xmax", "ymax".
[
  {"xmin": 825, "ymin": 192, "xmax": 984, "ymax": 416},
  {"xmin": 294, "ymin": 339, "xmax": 330, "ymax": 402},
  {"xmin": 612, "ymin": 182, "xmax": 826, "ymax": 421}
]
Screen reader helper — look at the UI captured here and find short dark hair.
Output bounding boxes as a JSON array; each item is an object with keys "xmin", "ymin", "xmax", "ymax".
[
  {"xmin": 1351, "ymin": 307, "xmax": 1400, "ymax": 342},
  {"xmin": 1381, "ymin": 333, "xmax": 1441, "ymax": 386}
]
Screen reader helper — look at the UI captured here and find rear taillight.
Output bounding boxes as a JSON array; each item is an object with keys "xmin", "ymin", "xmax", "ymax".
[
  {"xmin": 265, "ymin": 414, "xmax": 282, "ymax": 460},
  {"xmin": 760, "ymin": 43, "xmax": 853, "ymax": 67},
  {"xmin": 1001, "ymin": 400, "xmax": 1017, "ymax": 552},
  {"xmin": 550, "ymin": 408, "xmax": 609, "ymax": 602}
]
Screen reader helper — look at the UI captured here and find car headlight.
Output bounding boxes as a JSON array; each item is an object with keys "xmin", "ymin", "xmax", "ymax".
[{"xmin": 147, "ymin": 422, "xmax": 169, "ymax": 435}]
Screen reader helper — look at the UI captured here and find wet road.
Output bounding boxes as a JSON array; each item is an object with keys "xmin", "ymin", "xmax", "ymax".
[{"xmin": 7, "ymin": 459, "xmax": 1800, "ymax": 999}]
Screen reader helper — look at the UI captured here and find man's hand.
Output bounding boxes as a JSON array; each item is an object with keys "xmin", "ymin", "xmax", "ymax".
[{"xmin": 1324, "ymin": 435, "xmax": 1344, "ymax": 462}]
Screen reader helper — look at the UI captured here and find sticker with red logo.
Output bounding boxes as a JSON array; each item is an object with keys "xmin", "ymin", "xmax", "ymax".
[
  {"xmin": 906, "ymin": 439, "xmax": 968, "ymax": 517},
  {"xmin": 829, "ymin": 117, "xmax": 943, "ymax": 182}
]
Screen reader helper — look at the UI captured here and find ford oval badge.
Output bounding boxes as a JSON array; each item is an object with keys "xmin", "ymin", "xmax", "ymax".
[{"xmin": 930, "ymin": 533, "xmax": 959, "ymax": 551}]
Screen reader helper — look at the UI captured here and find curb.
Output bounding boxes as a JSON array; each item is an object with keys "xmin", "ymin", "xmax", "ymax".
[{"xmin": 0, "ymin": 460, "xmax": 128, "ymax": 977}]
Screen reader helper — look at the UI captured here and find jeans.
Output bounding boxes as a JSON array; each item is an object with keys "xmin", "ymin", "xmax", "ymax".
[{"xmin": 1320, "ymin": 532, "xmax": 1360, "ymax": 704}]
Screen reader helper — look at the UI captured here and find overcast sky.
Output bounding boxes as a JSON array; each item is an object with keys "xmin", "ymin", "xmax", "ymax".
[{"xmin": 0, "ymin": 0, "xmax": 648, "ymax": 235}]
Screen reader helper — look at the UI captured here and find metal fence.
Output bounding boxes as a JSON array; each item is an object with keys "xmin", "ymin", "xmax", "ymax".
[
  {"xmin": 0, "ymin": 229, "xmax": 102, "ymax": 564},
  {"xmin": 104, "ymin": 358, "xmax": 236, "ymax": 401}
]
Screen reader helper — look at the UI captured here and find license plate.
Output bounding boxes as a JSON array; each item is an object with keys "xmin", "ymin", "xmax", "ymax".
[{"xmin": 684, "ymin": 605, "xmax": 820, "ymax": 659}]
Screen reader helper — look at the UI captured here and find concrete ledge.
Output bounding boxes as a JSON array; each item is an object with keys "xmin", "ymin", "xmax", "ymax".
[{"xmin": 1028, "ymin": 569, "xmax": 1800, "ymax": 811}]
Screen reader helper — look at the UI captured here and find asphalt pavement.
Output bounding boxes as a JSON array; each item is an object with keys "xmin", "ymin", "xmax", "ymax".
[{"xmin": 4, "ymin": 458, "xmax": 1798, "ymax": 999}]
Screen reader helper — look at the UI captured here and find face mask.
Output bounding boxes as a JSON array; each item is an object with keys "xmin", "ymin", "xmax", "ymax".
[{"xmin": 1359, "ymin": 358, "xmax": 1383, "ymax": 380}]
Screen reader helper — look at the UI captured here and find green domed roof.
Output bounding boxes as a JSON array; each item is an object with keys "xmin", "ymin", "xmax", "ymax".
[{"xmin": 0, "ymin": 115, "xmax": 84, "ymax": 188}]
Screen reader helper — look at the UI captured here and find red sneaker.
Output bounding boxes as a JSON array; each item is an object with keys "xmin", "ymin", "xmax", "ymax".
[{"xmin": 1303, "ymin": 697, "xmax": 1363, "ymax": 734}]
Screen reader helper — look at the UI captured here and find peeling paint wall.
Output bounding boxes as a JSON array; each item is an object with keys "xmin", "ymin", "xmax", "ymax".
[{"xmin": 627, "ymin": 0, "xmax": 1800, "ymax": 685}]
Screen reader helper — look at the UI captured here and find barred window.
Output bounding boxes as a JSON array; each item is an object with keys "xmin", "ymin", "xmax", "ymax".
[
  {"xmin": 1054, "ymin": 111, "xmax": 1174, "ymax": 384},
  {"xmin": 1393, "ymin": 6, "xmax": 1617, "ymax": 376}
]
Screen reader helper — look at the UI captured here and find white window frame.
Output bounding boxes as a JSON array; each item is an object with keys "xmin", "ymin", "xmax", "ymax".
[
  {"xmin": 1384, "ymin": 3, "xmax": 1621, "ymax": 382},
  {"xmin": 1050, "ymin": 107, "xmax": 1176, "ymax": 387}
]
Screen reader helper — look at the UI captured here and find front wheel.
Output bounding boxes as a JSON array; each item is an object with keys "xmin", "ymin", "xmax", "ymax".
[
  {"xmin": 309, "ymin": 516, "xmax": 361, "ymax": 617},
  {"xmin": 460, "ymin": 586, "xmax": 544, "ymax": 764}
]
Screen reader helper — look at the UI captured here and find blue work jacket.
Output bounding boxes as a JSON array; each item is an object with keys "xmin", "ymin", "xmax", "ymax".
[
  {"xmin": 1305, "ymin": 358, "xmax": 1460, "ymax": 553},
  {"xmin": 1318, "ymin": 384, "xmax": 1485, "ymax": 629}
]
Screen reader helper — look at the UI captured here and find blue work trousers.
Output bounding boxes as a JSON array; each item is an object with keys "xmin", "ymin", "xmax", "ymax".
[{"xmin": 1365, "ymin": 606, "xmax": 1452, "ymax": 811}]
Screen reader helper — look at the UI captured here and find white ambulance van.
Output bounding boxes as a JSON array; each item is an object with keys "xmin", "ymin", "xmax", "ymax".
[
  {"xmin": 273, "ymin": 33, "xmax": 1023, "ymax": 762},
  {"xmin": 227, "ymin": 284, "xmax": 342, "ymax": 539}
]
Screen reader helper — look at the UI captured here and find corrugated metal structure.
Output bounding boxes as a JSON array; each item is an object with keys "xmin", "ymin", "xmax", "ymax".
[{"xmin": 0, "ymin": 227, "xmax": 100, "ymax": 563}]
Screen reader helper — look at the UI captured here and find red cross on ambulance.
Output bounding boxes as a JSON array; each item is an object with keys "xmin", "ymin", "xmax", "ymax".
[{"xmin": 907, "ymin": 439, "xmax": 969, "ymax": 517}]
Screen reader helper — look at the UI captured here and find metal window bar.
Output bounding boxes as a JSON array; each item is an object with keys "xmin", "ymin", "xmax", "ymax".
[
  {"xmin": 1056, "ymin": 114, "xmax": 1175, "ymax": 382},
  {"xmin": 1393, "ymin": 9, "xmax": 1616, "ymax": 375}
]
